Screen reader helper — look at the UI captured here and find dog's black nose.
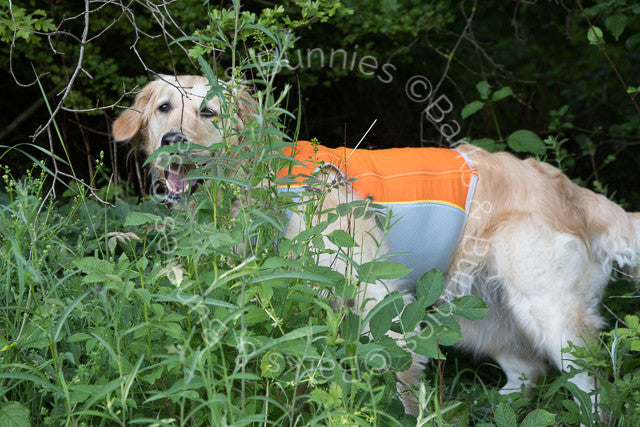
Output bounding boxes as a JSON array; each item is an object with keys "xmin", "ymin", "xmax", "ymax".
[{"xmin": 161, "ymin": 132, "xmax": 187, "ymax": 146}]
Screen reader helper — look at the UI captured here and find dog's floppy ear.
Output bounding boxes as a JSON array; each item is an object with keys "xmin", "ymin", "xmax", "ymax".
[{"xmin": 112, "ymin": 81, "xmax": 157, "ymax": 142}]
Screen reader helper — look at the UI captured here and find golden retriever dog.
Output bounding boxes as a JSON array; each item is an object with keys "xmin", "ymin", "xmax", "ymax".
[
  {"xmin": 112, "ymin": 74, "xmax": 254, "ymax": 202},
  {"xmin": 113, "ymin": 75, "xmax": 640, "ymax": 414}
]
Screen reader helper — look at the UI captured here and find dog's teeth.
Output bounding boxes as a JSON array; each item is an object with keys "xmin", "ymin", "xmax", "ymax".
[{"xmin": 166, "ymin": 192, "xmax": 181, "ymax": 203}]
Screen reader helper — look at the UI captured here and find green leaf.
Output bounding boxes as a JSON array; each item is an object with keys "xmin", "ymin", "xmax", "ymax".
[
  {"xmin": 155, "ymin": 321, "xmax": 183, "ymax": 339},
  {"xmin": 54, "ymin": 291, "xmax": 90, "ymax": 342},
  {"xmin": 17, "ymin": 321, "xmax": 49, "ymax": 350},
  {"xmin": 124, "ymin": 211, "xmax": 162, "ymax": 226},
  {"xmin": 369, "ymin": 303, "xmax": 393, "ymax": 339},
  {"xmin": 251, "ymin": 326, "xmax": 328, "ymax": 359},
  {"xmin": 626, "ymin": 33, "xmax": 640, "ymax": 50},
  {"xmin": 491, "ymin": 86, "xmax": 513, "ymax": 102},
  {"xmin": 561, "ymin": 399, "xmax": 580, "ymax": 424},
  {"xmin": 357, "ymin": 343, "xmax": 388, "ymax": 369},
  {"xmin": 416, "ymin": 269, "xmax": 444, "ymax": 306},
  {"xmin": 438, "ymin": 295, "xmax": 488, "ymax": 321},
  {"xmin": 461, "ymin": 100, "xmax": 485, "ymax": 119},
  {"xmin": 476, "ymin": 81, "xmax": 491, "ymax": 99},
  {"xmin": 133, "ymin": 288, "xmax": 151, "ymax": 305},
  {"xmin": 520, "ymin": 409, "xmax": 556, "ymax": 427},
  {"xmin": 260, "ymin": 351, "xmax": 285, "ymax": 379},
  {"xmin": 336, "ymin": 200, "xmax": 370, "ymax": 216},
  {"xmin": 326, "ymin": 229, "xmax": 359, "ymax": 248},
  {"xmin": 584, "ymin": 3, "xmax": 608, "ymax": 17},
  {"xmin": 443, "ymin": 401, "xmax": 470, "ymax": 426},
  {"xmin": 368, "ymin": 292, "xmax": 404, "ymax": 339},
  {"xmin": 624, "ymin": 315, "xmax": 639, "ymax": 329},
  {"xmin": 205, "ymin": 232, "xmax": 237, "ymax": 248},
  {"xmin": 506, "ymin": 129, "xmax": 546, "ymax": 155},
  {"xmin": 247, "ymin": 270, "xmax": 339, "ymax": 284},
  {"xmin": 133, "ymin": 324, "xmax": 151, "ymax": 340},
  {"xmin": 0, "ymin": 371, "xmax": 59, "ymax": 394},
  {"xmin": 341, "ymin": 311, "xmax": 361, "ymax": 343},
  {"xmin": 400, "ymin": 299, "xmax": 425, "ymax": 332},
  {"xmin": 73, "ymin": 257, "xmax": 114, "ymax": 275},
  {"xmin": 587, "ymin": 25, "xmax": 604, "ymax": 45},
  {"xmin": 357, "ymin": 261, "xmax": 410, "ymax": 283},
  {"xmin": 406, "ymin": 334, "xmax": 442, "ymax": 358},
  {"xmin": 67, "ymin": 333, "xmax": 91, "ymax": 343},
  {"xmin": 562, "ymin": 382, "xmax": 593, "ymax": 415},
  {"xmin": 429, "ymin": 324, "xmax": 463, "ymax": 346},
  {"xmin": 0, "ymin": 402, "xmax": 30, "ymax": 427},
  {"xmin": 494, "ymin": 403, "xmax": 517, "ymax": 427},
  {"xmin": 336, "ymin": 202, "xmax": 352, "ymax": 216},
  {"xmin": 244, "ymin": 305, "xmax": 270, "ymax": 325},
  {"xmin": 69, "ymin": 384, "xmax": 105, "ymax": 405},
  {"xmin": 377, "ymin": 336, "xmax": 412, "ymax": 370},
  {"xmin": 82, "ymin": 377, "xmax": 122, "ymax": 409},
  {"xmin": 406, "ymin": 323, "xmax": 463, "ymax": 358},
  {"xmin": 605, "ymin": 14, "xmax": 627, "ymax": 41},
  {"xmin": 196, "ymin": 51, "xmax": 227, "ymax": 111},
  {"xmin": 145, "ymin": 376, "xmax": 206, "ymax": 403}
]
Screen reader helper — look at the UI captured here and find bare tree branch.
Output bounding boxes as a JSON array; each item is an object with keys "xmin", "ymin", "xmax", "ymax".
[{"xmin": 31, "ymin": 0, "xmax": 91, "ymax": 141}]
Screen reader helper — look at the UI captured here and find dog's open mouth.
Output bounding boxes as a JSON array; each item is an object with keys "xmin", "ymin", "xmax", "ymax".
[{"xmin": 164, "ymin": 163, "xmax": 200, "ymax": 201}]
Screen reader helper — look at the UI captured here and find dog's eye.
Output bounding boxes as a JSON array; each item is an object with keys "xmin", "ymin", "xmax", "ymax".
[
  {"xmin": 158, "ymin": 103, "xmax": 171, "ymax": 113},
  {"xmin": 199, "ymin": 108, "xmax": 217, "ymax": 118}
]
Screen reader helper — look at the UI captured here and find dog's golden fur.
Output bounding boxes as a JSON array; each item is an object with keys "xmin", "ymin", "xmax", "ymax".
[{"xmin": 113, "ymin": 75, "xmax": 640, "ymax": 413}]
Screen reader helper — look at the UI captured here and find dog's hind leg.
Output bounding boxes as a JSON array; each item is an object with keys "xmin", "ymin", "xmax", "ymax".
[
  {"xmin": 494, "ymin": 351, "xmax": 546, "ymax": 395},
  {"xmin": 455, "ymin": 301, "xmax": 547, "ymax": 395},
  {"xmin": 491, "ymin": 217, "xmax": 610, "ymax": 410}
]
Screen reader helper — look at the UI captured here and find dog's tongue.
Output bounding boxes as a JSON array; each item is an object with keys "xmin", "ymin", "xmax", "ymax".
[
  {"xmin": 165, "ymin": 165, "xmax": 198, "ymax": 194},
  {"xmin": 166, "ymin": 169, "xmax": 183, "ymax": 193}
]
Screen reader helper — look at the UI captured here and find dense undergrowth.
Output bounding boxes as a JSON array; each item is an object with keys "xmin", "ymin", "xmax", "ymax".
[
  {"xmin": 0, "ymin": 127, "xmax": 488, "ymax": 424},
  {"xmin": 2, "ymin": 156, "xmax": 640, "ymax": 426}
]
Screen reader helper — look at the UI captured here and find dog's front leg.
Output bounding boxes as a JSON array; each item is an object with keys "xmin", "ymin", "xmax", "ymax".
[{"xmin": 284, "ymin": 182, "xmax": 426, "ymax": 414}]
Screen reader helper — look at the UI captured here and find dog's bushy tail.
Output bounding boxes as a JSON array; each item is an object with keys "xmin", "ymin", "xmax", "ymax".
[
  {"xmin": 456, "ymin": 144, "xmax": 640, "ymax": 281},
  {"xmin": 583, "ymin": 189, "xmax": 640, "ymax": 271}
]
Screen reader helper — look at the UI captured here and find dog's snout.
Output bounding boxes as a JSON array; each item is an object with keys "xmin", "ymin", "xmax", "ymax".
[{"xmin": 161, "ymin": 132, "xmax": 187, "ymax": 146}]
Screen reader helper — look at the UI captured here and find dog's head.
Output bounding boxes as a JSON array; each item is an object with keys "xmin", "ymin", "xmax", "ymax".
[{"xmin": 112, "ymin": 74, "xmax": 254, "ymax": 199}]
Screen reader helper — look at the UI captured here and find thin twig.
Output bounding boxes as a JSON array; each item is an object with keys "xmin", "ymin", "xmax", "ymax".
[
  {"xmin": 431, "ymin": 0, "xmax": 478, "ymax": 99},
  {"xmin": 346, "ymin": 119, "xmax": 378, "ymax": 161},
  {"xmin": 31, "ymin": 0, "xmax": 91, "ymax": 141},
  {"xmin": 601, "ymin": 303, "xmax": 629, "ymax": 327},
  {"xmin": 575, "ymin": 0, "xmax": 640, "ymax": 115}
]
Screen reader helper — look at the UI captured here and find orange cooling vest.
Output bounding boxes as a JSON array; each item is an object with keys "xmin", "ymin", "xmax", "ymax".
[{"xmin": 278, "ymin": 141, "xmax": 478, "ymax": 283}]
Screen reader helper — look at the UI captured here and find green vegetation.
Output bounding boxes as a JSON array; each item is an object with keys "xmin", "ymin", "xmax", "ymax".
[{"xmin": 2, "ymin": 0, "xmax": 640, "ymax": 425}]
